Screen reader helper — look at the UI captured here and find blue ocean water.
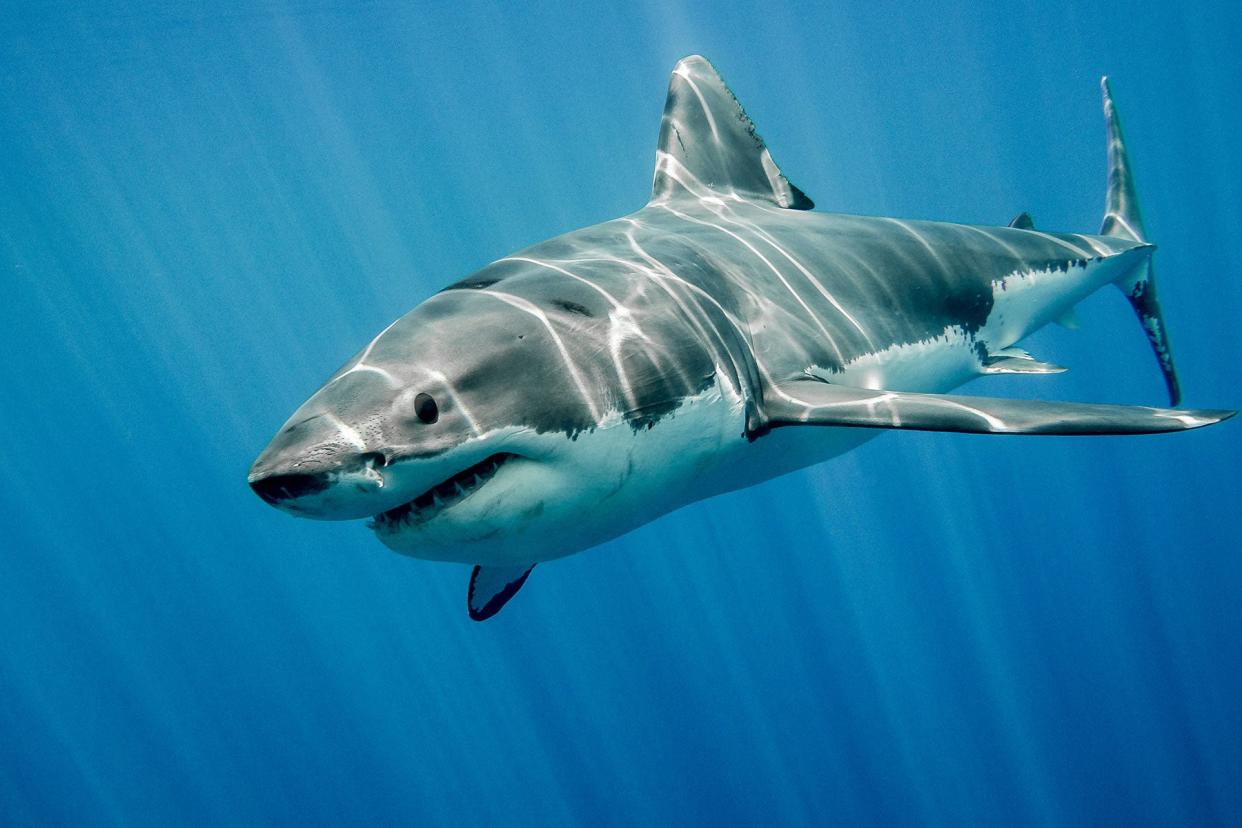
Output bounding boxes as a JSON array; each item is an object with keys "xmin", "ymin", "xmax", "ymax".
[{"xmin": 2, "ymin": 2, "xmax": 1240, "ymax": 824}]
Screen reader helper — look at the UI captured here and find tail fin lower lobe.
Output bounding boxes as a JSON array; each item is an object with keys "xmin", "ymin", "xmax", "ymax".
[{"xmin": 1100, "ymin": 77, "xmax": 1180, "ymax": 405}]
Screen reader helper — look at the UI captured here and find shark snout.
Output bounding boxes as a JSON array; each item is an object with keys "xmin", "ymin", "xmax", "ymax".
[
  {"xmin": 249, "ymin": 469, "xmax": 332, "ymax": 505},
  {"xmin": 248, "ymin": 412, "xmax": 398, "ymax": 520},
  {"xmin": 247, "ymin": 451, "xmax": 396, "ymax": 519}
]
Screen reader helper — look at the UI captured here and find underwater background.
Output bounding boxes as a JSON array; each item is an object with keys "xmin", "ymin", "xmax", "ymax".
[{"xmin": 3, "ymin": 2, "xmax": 1240, "ymax": 824}]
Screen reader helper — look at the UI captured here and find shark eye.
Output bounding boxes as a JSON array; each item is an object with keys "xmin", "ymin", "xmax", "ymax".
[{"xmin": 414, "ymin": 392, "xmax": 439, "ymax": 424}]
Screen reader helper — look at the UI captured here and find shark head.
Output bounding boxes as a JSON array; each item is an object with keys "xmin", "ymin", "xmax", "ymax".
[
  {"xmin": 248, "ymin": 262, "xmax": 727, "ymax": 565},
  {"xmin": 248, "ymin": 282, "xmax": 598, "ymax": 563}
]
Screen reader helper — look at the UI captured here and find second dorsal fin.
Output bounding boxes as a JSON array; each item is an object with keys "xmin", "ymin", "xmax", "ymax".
[
  {"xmin": 651, "ymin": 55, "xmax": 813, "ymax": 210},
  {"xmin": 1009, "ymin": 211, "xmax": 1036, "ymax": 230}
]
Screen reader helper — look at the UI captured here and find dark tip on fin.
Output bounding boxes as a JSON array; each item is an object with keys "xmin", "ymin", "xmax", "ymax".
[
  {"xmin": 468, "ymin": 564, "xmax": 536, "ymax": 621},
  {"xmin": 1125, "ymin": 275, "xmax": 1182, "ymax": 406},
  {"xmin": 788, "ymin": 182, "xmax": 815, "ymax": 211}
]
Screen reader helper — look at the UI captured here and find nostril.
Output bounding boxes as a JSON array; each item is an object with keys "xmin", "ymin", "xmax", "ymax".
[
  {"xmin": 250, "ymin": 472, "xmax": 330, "ymax": 504},
  {"xmin": 361, "ymin": 451, "xmax": 388, "ymax": 468}
]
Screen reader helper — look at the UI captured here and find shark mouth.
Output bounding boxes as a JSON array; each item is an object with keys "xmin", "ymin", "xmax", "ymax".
[{"xmin": 371, "ymin": 453, "xmax": 515, "ymax": 531}]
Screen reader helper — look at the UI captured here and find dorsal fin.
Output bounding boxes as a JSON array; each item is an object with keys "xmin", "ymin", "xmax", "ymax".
[{"xmin": 651, "ymin": 55, "xmax": 813, "ymax": 210}]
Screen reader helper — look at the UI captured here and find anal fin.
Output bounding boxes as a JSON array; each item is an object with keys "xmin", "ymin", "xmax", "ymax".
[
  {"xmin": 1054, "ymin": 306, "xmax": 1082, "ymax": 330},
  {"xmin": 468, "ymin": 564, "xmax": 536, "ymax": 621}
]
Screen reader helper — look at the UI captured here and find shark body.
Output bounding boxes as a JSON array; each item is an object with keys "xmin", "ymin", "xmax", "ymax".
[{"xmin": 249, "ymin": 56, "xmax": 1233, "ymax": 619}]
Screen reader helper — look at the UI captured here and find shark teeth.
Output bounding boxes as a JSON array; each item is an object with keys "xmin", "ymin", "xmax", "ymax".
[{"xmin": 370, "ymin": 453, "xmax": 514, "ymax": 531}]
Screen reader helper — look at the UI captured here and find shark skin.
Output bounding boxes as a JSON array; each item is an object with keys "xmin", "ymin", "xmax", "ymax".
[{"xmin": 248, "ymin": 56, "xmax": 1234, "ymax": 620}]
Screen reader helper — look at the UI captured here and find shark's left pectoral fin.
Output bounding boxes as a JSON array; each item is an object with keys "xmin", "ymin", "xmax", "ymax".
[
  {"xmin": 757, "ymin": 378, "xmax": 1235, "ymax": 436},
  {"xmin": 468, "ymin": 564, "xmax": 536, "ymax": 621}
]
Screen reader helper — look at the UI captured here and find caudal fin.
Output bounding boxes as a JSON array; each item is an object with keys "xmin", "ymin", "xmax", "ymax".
[{"xmin": 1100, "ymin": 77, "xmax": 1181, "ymax": 405}]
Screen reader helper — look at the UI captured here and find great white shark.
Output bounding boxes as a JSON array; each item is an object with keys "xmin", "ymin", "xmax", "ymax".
[{"xmin": 249, "ymin": 56, "xmax": 1234, "ymax": 620}]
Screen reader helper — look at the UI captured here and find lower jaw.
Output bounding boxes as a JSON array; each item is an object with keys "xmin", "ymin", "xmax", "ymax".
[
  {"xmin": 370, "ymin": 520, "xmax": 503, "ymax": 562},
  {"xmin": 368, "ymin": 487, "xmax": 501, "ymax": 554}
]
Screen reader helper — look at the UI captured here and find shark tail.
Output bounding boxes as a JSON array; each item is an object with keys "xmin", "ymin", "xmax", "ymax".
[{"xmin": 1100, "ymin": 77, "xmax": 1180, "ymax": 405}]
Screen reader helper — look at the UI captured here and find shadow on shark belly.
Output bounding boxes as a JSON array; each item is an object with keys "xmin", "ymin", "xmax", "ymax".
[{"xmin": 248, "ymin": 55, "xmax": 1235, "ymax": 621}]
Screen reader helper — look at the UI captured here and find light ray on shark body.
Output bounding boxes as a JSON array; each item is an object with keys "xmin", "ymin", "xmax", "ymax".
[{"xmin": 248, "ymin": 56, "xmax": 1233, "ymax": 620}]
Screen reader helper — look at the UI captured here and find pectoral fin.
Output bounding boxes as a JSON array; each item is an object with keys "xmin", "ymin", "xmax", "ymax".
[
  {"xmin": 468, "ymin": 564, "xmax": 536, "ymax": 621},
  {"xmin": 757, "ymin": 378, "xmax": 1234, "ymax": 436}
]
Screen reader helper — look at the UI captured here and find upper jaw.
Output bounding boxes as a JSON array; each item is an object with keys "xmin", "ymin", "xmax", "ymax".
[
  {"xmin": 250, "ymin": 420, "xmax": 550, "ymax": 522},
  {"xmin": 249, "ymin": 462, "xmax": 401, "ymax": 520},
  {"xmin": 248, "ymin": 438, "xmax": 434, "ymax": 521}
]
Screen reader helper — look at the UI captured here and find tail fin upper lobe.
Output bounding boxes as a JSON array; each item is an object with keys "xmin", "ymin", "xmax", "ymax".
[{"xmin": 1100, "ymin": 77, "xmax": 1181, "ymax": 405}]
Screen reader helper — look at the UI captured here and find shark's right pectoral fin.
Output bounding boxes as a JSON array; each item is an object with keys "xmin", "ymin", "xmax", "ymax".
[
  {"xmin": 468, "ymin": 564, "xmax": 536, "ymax": 621},
  {"xmin": 757, "ymin": 379, "xmax": 1235, "ymax": 436}
]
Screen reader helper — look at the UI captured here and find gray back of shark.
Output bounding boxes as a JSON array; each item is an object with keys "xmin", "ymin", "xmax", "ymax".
[{"xmin": 249, "ymin": 55, "xmax": 1233, "ymax": 621}]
